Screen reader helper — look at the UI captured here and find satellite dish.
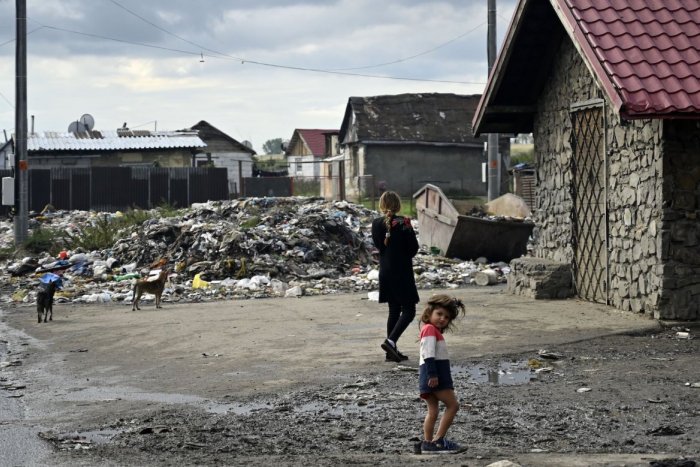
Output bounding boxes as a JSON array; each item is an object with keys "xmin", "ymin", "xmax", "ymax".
[
  {"xmin": 80, "ymin": 114, "xmax": 95, "ymax": 131},
  {"xmin": 68, "ymin": 121, "xmax": 88, "ymax": 133}
]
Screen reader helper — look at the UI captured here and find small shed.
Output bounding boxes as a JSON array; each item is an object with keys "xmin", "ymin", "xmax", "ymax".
[
  {"xmin": 414, "ymin": 184, "xmax": 534, "ymax": 262},
  {"xmin": 472, "ymin": 0, "xmax": 700, "ymax": 320}
]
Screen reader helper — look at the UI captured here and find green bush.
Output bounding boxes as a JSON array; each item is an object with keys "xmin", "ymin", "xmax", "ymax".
[{"xmin": 23, "ymin": 227, "xmax": 64, "ymax": 255}]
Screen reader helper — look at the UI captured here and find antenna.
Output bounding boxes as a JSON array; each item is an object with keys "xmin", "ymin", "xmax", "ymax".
[
  {"xmin": 80, "ymin": 113, "xmax": 95, "ymax": 131},
  {"xmin": 68, "ymin": 121, "xmax": 87, "ymax": 133},
  {"xmin": 200, "ymin": 52, "xmax": 205, "ymax": 63}
]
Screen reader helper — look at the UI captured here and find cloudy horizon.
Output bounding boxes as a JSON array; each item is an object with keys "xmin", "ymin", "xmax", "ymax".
[{"xmin": 0, "ymin": 0, "xmax": 517, "ymax": 153}]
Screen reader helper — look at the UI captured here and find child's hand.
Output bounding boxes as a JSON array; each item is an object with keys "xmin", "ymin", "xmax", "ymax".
[{"xmin": 428, "ymin": 376, "xmax": 438, "ymax": 387}]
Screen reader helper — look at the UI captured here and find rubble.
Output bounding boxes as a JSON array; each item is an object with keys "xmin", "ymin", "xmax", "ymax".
[{"xmin": 0, "ymin": 197, "xmax": 511, "ymax": 306}]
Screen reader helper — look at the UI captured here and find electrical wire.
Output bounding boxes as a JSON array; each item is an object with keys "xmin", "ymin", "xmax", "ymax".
[
  {"xmin": 330, "ymin": 21, "xmax": 487, "ymax": 71},
  {"xmin": 0, "ymin": 26, "xmax": 47, "ymax": 48},
  {"xmin": 35, "ymin": 23, "xmax": 484, "ymax": 84},
  {"xmin": 105, "ymin": 0, "xmax": 484, "ymax": 82},
  {"xmin": 0, "ymin": 89, "xmax": 13, "ymax": 109}
]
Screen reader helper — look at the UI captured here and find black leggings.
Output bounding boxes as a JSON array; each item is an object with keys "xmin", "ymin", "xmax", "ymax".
[{"xmin": 387, "ymin": 302, "xmax": 416, "ymax": 345}]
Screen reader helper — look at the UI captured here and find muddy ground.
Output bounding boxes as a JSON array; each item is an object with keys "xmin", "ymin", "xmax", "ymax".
[{"xmin": 1, "ymin": 286, "xmax": 698, "ymax": 466}]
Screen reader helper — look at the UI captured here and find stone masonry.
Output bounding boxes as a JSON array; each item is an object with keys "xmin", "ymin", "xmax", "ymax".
[
  {"xmin": 507, "ymin": 257, "xmax": 573, "ymax": 299},
  {"xmin": 530, "ymin": 38, "xmax": 674, "ymax": 318}
]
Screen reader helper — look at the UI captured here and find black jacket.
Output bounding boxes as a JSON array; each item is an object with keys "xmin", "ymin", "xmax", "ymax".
[{"xmin": 371, "ymin": 215, "xmax": 419, "ymax": 305}]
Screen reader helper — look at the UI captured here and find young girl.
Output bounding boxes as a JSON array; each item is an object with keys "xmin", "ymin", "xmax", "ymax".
[
  {"xmin": 371, "ymin": 191, "xmax": 420, "ymax": 362},
  {"xmin": 418, "ymin": 294, "xmax": 465, "ymax": 454}
]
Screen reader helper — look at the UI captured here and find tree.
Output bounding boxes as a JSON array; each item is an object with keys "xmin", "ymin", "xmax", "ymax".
[{"xmin": 262, "ymin": 138, "xmax": 283, "ymax": 154}]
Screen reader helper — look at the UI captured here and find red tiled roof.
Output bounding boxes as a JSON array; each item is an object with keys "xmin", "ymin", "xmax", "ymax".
[
  {"xmin": 559, "ymin": 0, "xmax": 700, "ymax": 117},
  {"xmin": 297, "ymin": 129, "xmax": 338, "ymax": 156}
]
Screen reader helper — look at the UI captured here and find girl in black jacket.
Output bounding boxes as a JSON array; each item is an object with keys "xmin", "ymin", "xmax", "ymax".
[{"xmin": 371, "ymin": 191, "xmax": 420, "ymax": 362}]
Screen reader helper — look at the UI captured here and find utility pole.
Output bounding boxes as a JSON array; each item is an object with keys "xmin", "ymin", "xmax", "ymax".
[
  {"xmin": 487, "ymin": 0, "xmax": 500, "ymax": 201},
  {"xmin": 14, "ymin": 0, "xmax": 28, "ymax": 244}
]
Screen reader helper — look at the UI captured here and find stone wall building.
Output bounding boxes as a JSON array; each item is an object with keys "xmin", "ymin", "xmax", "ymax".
[{"xmin": 473, "ymin": 0, "xmax": 700, "ymax": 320}]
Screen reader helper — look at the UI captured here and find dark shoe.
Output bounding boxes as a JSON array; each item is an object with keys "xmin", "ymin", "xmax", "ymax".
[
  {"xmin": 422, "ymin": 437, "xmax": 461, "ymax": 454},
  {"xmin": 385, "ymin": 350, "xmax": 409, "ymax": 362},
  {"xmin": 381, "ymin": 339, "xmax": 402, "ymax": 362}
]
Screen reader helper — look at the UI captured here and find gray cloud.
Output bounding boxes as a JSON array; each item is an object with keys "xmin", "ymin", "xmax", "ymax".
[{"xmin": 0, "ymin": 0, "xmax": 517, "ymax": 151}]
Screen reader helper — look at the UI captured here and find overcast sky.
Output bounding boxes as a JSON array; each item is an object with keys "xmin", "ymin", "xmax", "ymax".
[{"xmin": 0, "ymin": 0, "xmax": 517, "ymax": 153}]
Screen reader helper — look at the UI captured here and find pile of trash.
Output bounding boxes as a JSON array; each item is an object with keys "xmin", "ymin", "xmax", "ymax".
[{"xmin": 0, "ymin": 197, "xmax": 510, "ymax": 306}]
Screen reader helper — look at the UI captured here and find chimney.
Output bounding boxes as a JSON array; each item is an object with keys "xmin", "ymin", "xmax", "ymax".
[{"xmin": 31, "ymin": 115, "xmax": 34, "ymax": 135}]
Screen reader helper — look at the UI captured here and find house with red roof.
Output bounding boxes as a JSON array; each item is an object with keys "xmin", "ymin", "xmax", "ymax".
[
  {"xmin": 285, "ymin": 128, "xmax": 339, "ymax": 179},
  {"xmin": 473, "ymin": 0, "xmax": 700, "ymax": 320}
]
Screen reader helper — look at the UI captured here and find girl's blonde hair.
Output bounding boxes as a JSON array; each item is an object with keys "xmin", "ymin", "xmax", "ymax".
[
  {"xmin": 379, "ymin": 191, "xmax": 401, "ymax": 246},
  {"xmin": 420, "ymin": 294, "xmax": 465, "ymax": 332}
]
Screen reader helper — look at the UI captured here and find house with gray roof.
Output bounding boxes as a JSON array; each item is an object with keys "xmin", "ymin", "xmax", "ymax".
[
  {"xmin": 338, "ymin": 93, "xmax": 510, "ymax": 201},
  {"xmin": 473, "ymin": 0, "xmax": 700, "ymax": 320}
]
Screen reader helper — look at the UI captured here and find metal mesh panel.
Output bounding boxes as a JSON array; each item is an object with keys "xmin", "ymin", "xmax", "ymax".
[{"xmin": 571, "ymin": 107, "xmax": 607, "ymax": 303}]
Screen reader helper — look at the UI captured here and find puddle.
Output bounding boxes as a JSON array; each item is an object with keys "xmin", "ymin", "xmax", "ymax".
[
  {"xmin": 295, "ymin": 401, "xmax": 374, "ymax": 416},
  {"xmin": 225, "ymin": 402, "xmax": 272, "ymax": 415},
  {"xmin": 453, "ymin": 360, "xmax": 536, "ymax": 385},
  {"xmin": 78, "ymin": 428, "xmax": 123, "ymax": 444},
  {"xmin": 66, "ymin": 386, "xmax": 239, "ymax": 414}
]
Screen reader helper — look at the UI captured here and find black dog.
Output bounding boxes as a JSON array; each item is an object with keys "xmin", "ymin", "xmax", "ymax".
[{"xmin": 37, "ymin": 281, "xmax": 57, "ymax": 323}]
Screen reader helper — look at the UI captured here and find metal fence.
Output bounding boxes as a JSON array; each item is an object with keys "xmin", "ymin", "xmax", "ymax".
[{"xmin": 0, "ymin": 167, "xmax": 229, "ymax": 214}]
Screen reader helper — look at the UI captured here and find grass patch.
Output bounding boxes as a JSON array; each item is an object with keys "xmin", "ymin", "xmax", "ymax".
[
  {"xmin": 511, "ymin": 143, "xmax": 534, "ymax": 165},
  {"xmin": 22, "ymin": 227, "xmax": 64, "ymax": 255}
]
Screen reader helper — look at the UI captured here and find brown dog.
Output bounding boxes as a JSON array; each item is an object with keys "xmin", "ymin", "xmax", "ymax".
[{"xmin": 132, "ymin": 269, "xmax": 169, "ymax": 311}]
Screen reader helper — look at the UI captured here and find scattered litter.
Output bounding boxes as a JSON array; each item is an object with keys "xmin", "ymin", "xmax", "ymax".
[
  {"xmin": 527, "ymin": 358, "xmax": 543, "ymax": 369},
  {"xmin": 69, "ymin": 348, "xmax": 88, "ymax": 353},
  {"xmin": 202, "ymin": 353, "xmax": 221, "ymax": 358},
  {"xmin": 537, "ymin": 349, "xmax": 564, "ymax": 360},
  {"xmin": 0, "ymin": 360, "xmax": 22, "ymax": 368},
  {"xmin": 534, "ymin": 367, "xmax": 553, "ymax": 374},
  {"xmin": 646, "ymin": 425, "xmax": 685, "ymax": 436},
  {"xmin": 0, "ymin": 198, "xmax": 514, "ymax": 306},
  {"xmin": 576, "ymin": 387, "xmax": 592, "ymax": 393},
  {"xmin": 485, "ymin": 459, "xmax": 523, "ymax": 467},
  {"xmin": 139, "ymin": 425, "xmax": 171, "ymax": 434},
  {"xmin": 675, "ymin": 332, "xmax": 690, "ymax": 339}
]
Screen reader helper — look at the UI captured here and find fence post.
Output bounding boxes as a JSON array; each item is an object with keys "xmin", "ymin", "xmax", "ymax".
[
  {"xmin": 338, "ymin": 161, "xmax": 345, "ymax": 201},
  {"xmin": 238, "ymin": 160, "xmax": 243, "ymax": 198}
]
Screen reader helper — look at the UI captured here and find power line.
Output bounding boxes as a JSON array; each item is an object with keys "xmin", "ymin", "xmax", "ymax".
[
  {"xmin": 0, "ymin": 89, "xmax": 13, "ymax": 109},
  {"xmin": 105, "ymin": 0, "xmax": 484, "ymax": 82},
  {"xmin": 331, "ymin": 22, "xmax": 487, "ymax": 71},
  {"xmin": 34, "ymin": 23, "xmax": 485, "ymax": 85},
  {"xmin": 0, "ymin": 26, "xmax": 46, "ymax": 48}
]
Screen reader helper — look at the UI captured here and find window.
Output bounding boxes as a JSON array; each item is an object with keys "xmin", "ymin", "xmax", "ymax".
[{"xmin": 295, "ymin": 157, "xmax": 302, "ymax": 173}]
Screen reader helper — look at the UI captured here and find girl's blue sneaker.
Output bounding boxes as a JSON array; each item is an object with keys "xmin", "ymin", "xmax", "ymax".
[{"xmin": 421, "ymin": 437, "xmax": 461, "ymax": 454}]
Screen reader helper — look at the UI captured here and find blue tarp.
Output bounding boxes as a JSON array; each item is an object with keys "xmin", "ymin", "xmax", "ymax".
[{"xmin": 39, "ymin": 272, "xmax": 63, "ymax": 289}]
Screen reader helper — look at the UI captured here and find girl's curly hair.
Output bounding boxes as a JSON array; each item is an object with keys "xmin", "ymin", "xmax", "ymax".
[{"xmin": 419, "ymin": 294, "xmax": 465, "ymax": 332}]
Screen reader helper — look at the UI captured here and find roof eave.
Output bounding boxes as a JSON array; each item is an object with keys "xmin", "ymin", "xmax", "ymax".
[{"xmin": 473, "ymin": 0, "xmax": 531, "ymax": 136}]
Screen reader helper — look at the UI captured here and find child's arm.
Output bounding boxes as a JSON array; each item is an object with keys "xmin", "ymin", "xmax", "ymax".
[{"xmin": 420, "ymin": 326, "xmax": 439, "ymax": 385}]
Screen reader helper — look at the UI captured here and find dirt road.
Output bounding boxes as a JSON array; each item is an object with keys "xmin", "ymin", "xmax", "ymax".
[{"xmin": 1, "ymin": 286, "xmax": 698, "ymax": 466}]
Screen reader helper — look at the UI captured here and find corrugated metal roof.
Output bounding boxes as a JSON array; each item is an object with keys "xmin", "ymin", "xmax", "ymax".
[
  {"xmin": 26, "ymin": 130, "xmax": 206, "ymax": 152},
  {"xmin": 560, "ymin": 0, "xmax": 700, "ymax": 118}
]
